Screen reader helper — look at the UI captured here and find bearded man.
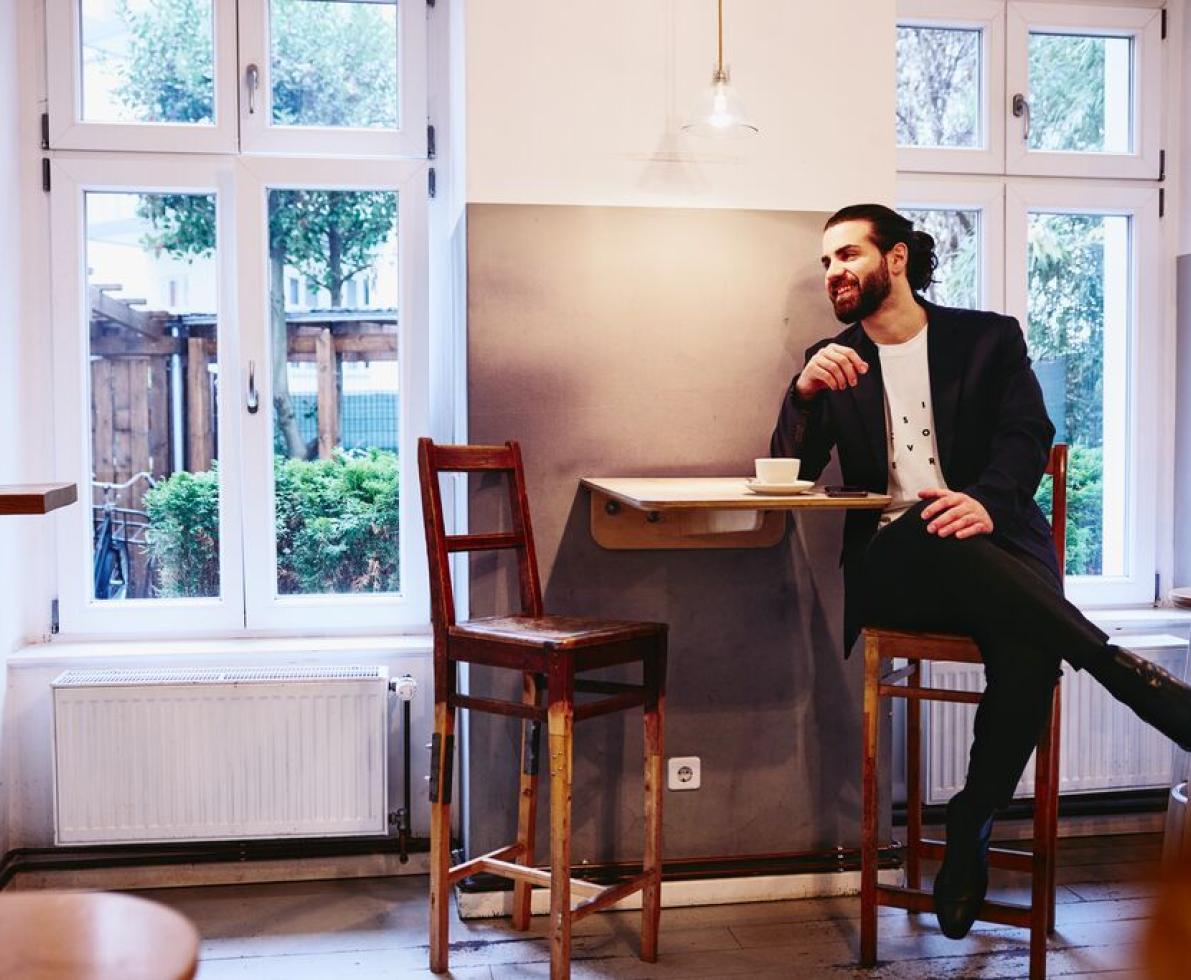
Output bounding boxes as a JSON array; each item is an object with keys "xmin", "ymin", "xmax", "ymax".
[{"xmin": 771, "ymin": 202, "xmax": 1191, "ymax": 940}]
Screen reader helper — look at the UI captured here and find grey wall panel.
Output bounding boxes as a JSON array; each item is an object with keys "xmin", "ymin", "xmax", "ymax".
[{"xmin": 465, "ymin": 203, "xmax": 887, "ymax": 863}]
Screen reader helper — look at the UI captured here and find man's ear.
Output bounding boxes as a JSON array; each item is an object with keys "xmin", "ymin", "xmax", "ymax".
[{"xmin": 887, "ymin": 241, "xmax": 909, "ymax": 275}]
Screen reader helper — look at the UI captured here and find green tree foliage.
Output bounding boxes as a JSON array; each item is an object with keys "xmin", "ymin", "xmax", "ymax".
[
  {"xmin": 1034, "ymin": 444, "xmax": 1104, "ymax": 576},
  {"xmin": 270, "ymin": 0, "xmax": 398, "ymax": 128},
  {"xmin": 117, "ymin": 0, "xmax": 398, "ymax": 458},
  {"xmin": 145, "ymin": 452, "xmax": 399, "ymax": 597}
]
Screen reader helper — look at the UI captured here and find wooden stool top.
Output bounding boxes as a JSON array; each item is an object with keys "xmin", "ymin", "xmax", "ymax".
[{"xmin": 0, "ymin": 891, "xmax": 199, "ymax": 980}]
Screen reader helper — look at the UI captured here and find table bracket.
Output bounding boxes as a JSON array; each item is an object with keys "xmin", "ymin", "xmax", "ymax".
[{"xmin": 589, "ymin": 489, "xmax": 786, "ymax": 551}]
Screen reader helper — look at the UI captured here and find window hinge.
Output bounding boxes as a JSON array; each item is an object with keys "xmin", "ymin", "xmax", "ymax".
[
  {"xmin": 427, "ymin": 123, "xmax": 436, "ymax": 160},
  {"xmin": 1159, "ymin": 187, "xmax": 1165, "ymax": 218},
  {"xmin": 428, "ymin": 166, "xmax": 436, "ymax": 199},
  {"xmin": 1159, "ymin": 148, "xmax": 1165, "ymax": 181},
  {"xmin": 50, "ymin": 598, "xmax": 59, "ymax": 635},
  {"xmin": 427, "ymin": 0, "xmax": 435, "ymax": 7},
  {"xmin": 1155, "ymin": 573, "xmax": 1161, "ymax": 606},
  {"xmin": 41, "ymin": 158, "xmax": 50, "ymax": 193},
  {"xmin": 40, "ymin": 112, "xmax": 49, "ymax": 150},
  {"xmin": 1161, "ymin": 8, "xmax": 1167, "ymax": 40}
]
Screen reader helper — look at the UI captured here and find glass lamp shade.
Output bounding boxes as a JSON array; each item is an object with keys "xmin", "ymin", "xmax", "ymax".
[{"xmin": 681, "ymin": 68, "xmax": 759, "ymax": 138}]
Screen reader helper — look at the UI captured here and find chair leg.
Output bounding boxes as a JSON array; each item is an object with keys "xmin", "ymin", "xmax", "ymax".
[
  {"xmin": 547, "ymin": 659, "xmax": 575, "ymax": 980},
  {"xmin": 905, "ymin": 660, "xmax": 922, "ymax": 897},
  {"xmin": 429, "ymin": 696, "xmax": 457, "ymax": 974},
  {"xmin": 860, "ymin": 633, "xmax": 881, "ymax": 967},
  {"xmin": 1046, "ymin": 688, "xmax": 1062, "ymax": 936},
  {"xmin": 641, "ymin": 638, "xmax": 667, "ymax": 963},
  {"xmin": 512, "ymin": 673, "xmax": 543, "ymax": 931},
  {"xmin": 1029, "ymin": 690, "xmax": 1058, "ymax": 980}
]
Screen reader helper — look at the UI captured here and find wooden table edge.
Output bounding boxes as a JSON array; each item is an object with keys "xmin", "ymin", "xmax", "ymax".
[{"xmin": 580, "ymin": 478, "xmax": 890, "ymax": 512}]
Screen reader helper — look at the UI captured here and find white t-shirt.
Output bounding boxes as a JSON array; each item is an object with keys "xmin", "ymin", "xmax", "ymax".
[{"xmin": 875, "ymin": 323, "xmax": 948, "ymax": 523}]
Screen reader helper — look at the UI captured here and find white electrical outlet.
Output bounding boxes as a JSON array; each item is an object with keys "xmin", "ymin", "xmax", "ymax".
[{"xmin": 667, "ymin": 756, "xmax": 701, "ymax": 791}]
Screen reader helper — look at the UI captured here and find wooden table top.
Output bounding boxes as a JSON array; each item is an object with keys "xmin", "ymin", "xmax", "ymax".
[
  {"xmin": 0, "ymin": 483, "xmax": 78, "ymax": 516},
  {"xmin": 0, "ymin": 890, "xmax": 199, "ymax": 979},
  {"xmin": 580, "ymin": 477, "xmax": 890, "ymax": 512}
]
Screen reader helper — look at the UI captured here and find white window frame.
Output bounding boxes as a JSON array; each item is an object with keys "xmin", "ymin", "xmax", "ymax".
[
  {"xmin": 237, "ymin": 0, "xmax": 427, "ymax": 159},
  {"xmin": 1004, "ymin": 179, "xmax": 1161, "ymax": 606},
  {"xmin": 1005, "ymin": 2, "xmax": 1164, "ymax": 179},
  {"xmin": 49, "ymin": 155, "xmax": 247, "ymax": 635},
  {"xmin": 898, "ymin": 0, "xmax": 1007, "ymax": 174},
  {"xmin": 46, "ymin": 0, "xmax": 241, "ymax": 154},
  {"xmin": 897, "ymin": 175, "xmax": 1007, "ymax": 310},
  {"xmin": 236, "ymin": 156, "xmax": 430, "ymax": 632}
]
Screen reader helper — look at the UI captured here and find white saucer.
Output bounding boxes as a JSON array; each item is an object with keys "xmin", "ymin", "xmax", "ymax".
[
  {"xmin": 1170, "ymin": 587, "xmax": 1191, "ymax": 609},
  {"xmin": 745, "ymin": 478, "xmax": 815, "ymax": 495}
]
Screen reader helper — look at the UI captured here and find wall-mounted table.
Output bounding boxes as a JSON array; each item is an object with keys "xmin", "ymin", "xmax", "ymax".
[
  {"xmin": 580, "ymin": 477, "xmax": 889, "ymax": 550},
  {"xmin": 0, "ymin": 484, "xmax": 78, "ymax": 516}
]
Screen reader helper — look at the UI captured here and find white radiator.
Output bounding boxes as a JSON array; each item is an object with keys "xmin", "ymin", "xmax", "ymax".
[
  {"xmin": 52, "ymin": 666, "xmax": 389, "ymax": 845},
  {"xmin": 924, "ymin": 634, "xmax": 1188, "ymax": 804}
]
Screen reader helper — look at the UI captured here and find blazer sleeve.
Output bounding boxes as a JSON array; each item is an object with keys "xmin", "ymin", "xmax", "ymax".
[
  {"xmin": 769, "ymin": 340, "xmax": 837, "ymax": 481},
  {"xmin": 962, "ymin": 318, "xmax": 1055, "ymax": 529}
]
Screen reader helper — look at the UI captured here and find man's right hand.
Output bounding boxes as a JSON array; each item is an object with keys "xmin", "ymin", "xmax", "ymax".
[{"xmin": 794, "ymin": 343, "xmax": 870, "ymax": 399}]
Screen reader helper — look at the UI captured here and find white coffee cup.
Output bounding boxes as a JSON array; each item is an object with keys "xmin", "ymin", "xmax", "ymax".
[{"xmin": 755, "ymin": 457, "xmax": 800, "ymax": 484}]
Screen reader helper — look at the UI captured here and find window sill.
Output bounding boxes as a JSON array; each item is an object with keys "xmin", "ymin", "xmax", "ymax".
[
  {"xmin": 1085, "ymin": 605, "xmax": 1191, "ymax": 635},
  {"xmin": 8, "ymin": 632, "xmax": 433, "ymax": 670}
]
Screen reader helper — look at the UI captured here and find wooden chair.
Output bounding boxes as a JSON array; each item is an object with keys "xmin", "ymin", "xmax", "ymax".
[
  {"xmin": 860, "ymin": 444, "xmax": 1068, "ymax": 980},
  {"xmin": 418, "ymin": 438, "xmax": 668, "ymax": 980}
]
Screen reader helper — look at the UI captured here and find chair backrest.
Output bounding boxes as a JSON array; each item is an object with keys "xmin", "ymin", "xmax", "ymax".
[
  {"xmin": 417, "ymin": 438, "xmax": 544, "ymax": 634},
  {"xmin": 1045, "ymin": 443, "xmax": 1068, "ymax": 579}
]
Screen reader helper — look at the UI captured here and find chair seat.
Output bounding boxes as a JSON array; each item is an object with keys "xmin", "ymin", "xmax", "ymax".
[
  {"xmin": 863, "ymin": 626, "xmax": 982, "ymax": 664},
  {"xmin": 451, "ymin": 615, "xmax": 665, "ymax": 651}
]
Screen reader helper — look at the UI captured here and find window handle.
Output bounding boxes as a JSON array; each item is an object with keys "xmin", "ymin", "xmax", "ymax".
[
  {"xmin": 246, "ymin": 63, "xmax": 260, "ymax": 115},
  {"xmin": 246, "ymin": 361, "xmax": 260, "ymax": 414},
  {"xmin": 1012, "ymin": 93, "xmax": 1030, "ymax": 142}
]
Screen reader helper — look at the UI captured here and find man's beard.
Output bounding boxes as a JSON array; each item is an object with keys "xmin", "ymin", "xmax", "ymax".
[{"xmin": 829, "ymin": 257, "xmax": 891, "ymax": 324}]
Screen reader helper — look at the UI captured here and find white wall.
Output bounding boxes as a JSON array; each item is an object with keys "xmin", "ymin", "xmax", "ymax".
[{"xmin": 466, "ymin": 0, "xmax": 897, "ymax": 211}]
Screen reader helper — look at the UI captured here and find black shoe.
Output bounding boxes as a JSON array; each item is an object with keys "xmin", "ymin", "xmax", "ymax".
[
  {"xmin": 1086, "ymin": 645, "xmax": 1191, "ymax": 751},
  {"xmin": 933, "ymin": 796, "xmax": 993, "ymax": 940}
]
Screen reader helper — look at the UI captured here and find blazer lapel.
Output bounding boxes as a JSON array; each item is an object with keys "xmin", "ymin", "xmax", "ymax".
[
  {"xmin": 924, "ymin": 302, "xmax": 965, "ymax": 480},
  {"xmin": 847, "ymin": 327, "xmax": 888, "ymax": 484}
]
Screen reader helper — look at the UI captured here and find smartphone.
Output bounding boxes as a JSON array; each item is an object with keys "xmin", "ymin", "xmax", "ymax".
[{"xmin": 824, "ymin": 485, "xmax": 868, "ymax": 498}]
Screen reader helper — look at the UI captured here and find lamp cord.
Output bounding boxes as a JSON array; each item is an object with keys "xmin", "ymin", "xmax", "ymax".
[{"xmin": 717, "ymin": 0, "xmax": 724, "ymax": 73}]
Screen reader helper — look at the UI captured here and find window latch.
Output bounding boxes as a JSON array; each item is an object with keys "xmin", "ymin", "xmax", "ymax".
[
  {"xmin": 1011, "ymin": 93, "xmax": 1030, "ymax": 142},
  {"xmin": 246, "ymin": 64, "xmax": 260, "ymax": 115},
  {"xmin": 246, "ymin": 361, "xmax": 260, "ymax": 414}
]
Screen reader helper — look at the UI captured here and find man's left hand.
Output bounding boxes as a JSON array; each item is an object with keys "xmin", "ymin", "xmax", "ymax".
[{"xmin": 918, "ymin": 488, "xmax": 994, "ymax": 539}]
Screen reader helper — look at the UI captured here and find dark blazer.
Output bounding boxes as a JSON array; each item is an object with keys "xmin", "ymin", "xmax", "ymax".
[{"xmin": 770, "ymin": 299, "xmax": 1059, "ymax": 655}]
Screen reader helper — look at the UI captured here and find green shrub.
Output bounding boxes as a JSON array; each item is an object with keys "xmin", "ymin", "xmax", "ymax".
[
  {"xmin": 144, "ymin": 465, "xmax": 221, "ymax": 598},
  {"xmin": 144, "ymin": 450, "xmax": 399, "ymax": 598}
]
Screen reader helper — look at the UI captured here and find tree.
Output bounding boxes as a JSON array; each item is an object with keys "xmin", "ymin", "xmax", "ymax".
[{"xmin": 118, "ymin": 0, "xmax": 399, "ymax": 459}]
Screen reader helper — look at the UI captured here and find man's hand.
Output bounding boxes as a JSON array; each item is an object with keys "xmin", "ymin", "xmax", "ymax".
[
  {"xmin": 918, "ymin": 488, "xmax": 994, "ymax": 539},
  {"xmin": 795, "ymin": 343, "xmax": 869, "ymax": 399}
]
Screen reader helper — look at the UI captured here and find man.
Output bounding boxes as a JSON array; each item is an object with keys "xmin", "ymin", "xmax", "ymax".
[{"xmin": 771, "ymin": 203, "xmax": 1191, "ymax": 940}]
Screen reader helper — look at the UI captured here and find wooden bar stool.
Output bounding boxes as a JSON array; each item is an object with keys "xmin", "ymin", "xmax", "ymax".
[
  {"xmin": 418, "ymin": 438, "xmax": 668, "ymax": 980},
  {"xmin": 860, "ymin": 444, "xmax": 1068, "ymax": 980}
]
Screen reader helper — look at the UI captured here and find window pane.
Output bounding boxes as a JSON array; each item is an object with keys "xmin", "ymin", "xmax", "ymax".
[
  {"xmin": 267, "ymin": 189, "xmax": 400, "ymax": 596},
  {"xmin": 270, "ymin": 0, "xmax": 399, "ymax": 129},
  {"xmin": 901, "ymin": 207, "xmax": 980, "ymax": 309},
  {"xmin": 1027, "ymin": 33, "xmax": 1132, "ymax": 153},
  {"xmin": 80, "ymin": 0, "xmax": 215, "ymax": 125},
  {"xmin": 1027, "ymin": 212, "xmax": 1130, "ymax": 577},
  {"xmin": 86, "ymin": 192, "xmax": 220, "ymax": 601},
  {"xmin": 896, "ymin": 26, "xmax": 981, "ymax": 148}
]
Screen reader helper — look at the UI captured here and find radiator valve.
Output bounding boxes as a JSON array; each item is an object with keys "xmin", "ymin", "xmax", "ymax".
[{"xmin": 390, "ymin": 674, "xmax": 418, "ymax": 701}]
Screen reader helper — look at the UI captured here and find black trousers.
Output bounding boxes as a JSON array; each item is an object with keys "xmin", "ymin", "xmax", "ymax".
[{"xmin": 859, "ymin": 500, "xmax": 1109, "ymax": 814}]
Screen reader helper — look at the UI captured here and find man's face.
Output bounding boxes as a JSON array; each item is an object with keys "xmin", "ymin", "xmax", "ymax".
[{"xmin": 820, "ymin": 220, "xmax": 892, "ymax": 324}]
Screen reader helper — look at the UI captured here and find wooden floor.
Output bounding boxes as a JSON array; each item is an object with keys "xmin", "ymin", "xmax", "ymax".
[{"xmin": 138, "ymin": 831, "xmax": 1163, "ymax": 979}]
